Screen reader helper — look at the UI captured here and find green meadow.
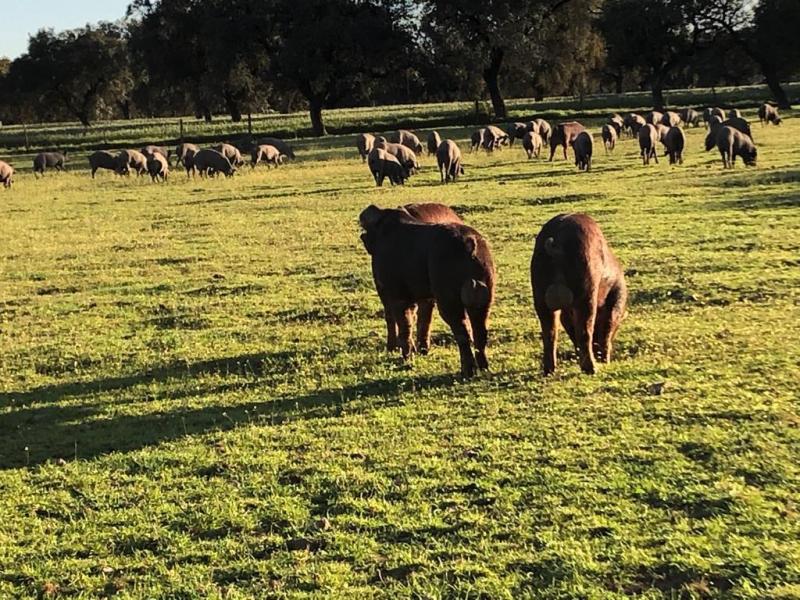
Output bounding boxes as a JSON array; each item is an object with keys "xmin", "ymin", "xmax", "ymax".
[{"xmin": 0, "ymin": 104, "xmax": 798, "ymax": 598}]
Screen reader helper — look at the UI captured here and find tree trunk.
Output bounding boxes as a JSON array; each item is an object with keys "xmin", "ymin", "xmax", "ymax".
[
  {"xmin": 118, "ymin": 99, "xmax": 131, "ymax": 120},
  {"xmin": 224, "ymin": 91, "xmax": 242, "ymax": 122},
  {"xmin": 202, "ymin": 107, "xmax": 213, "ymax": 123},
  {"xmin": 309, "ymin": 97, "xmax": 327, "ymax": 136},
  {"xmin": 614, "ymin": 70, "xmax": 623, "ymax": 95},
  {"xmin": 763, "ymin": 69, "xmax": 791, "ymax": 109},
  {"xmin": 482, "ymin": 47, "xmax": 506, "ymax": 119},
  {"xmin": 651, "ymin": 78, "xmax": 666, "ymax": 111}
]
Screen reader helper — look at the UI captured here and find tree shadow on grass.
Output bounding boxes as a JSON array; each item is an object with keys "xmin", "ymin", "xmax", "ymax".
[
  {"xmin": 709, "ymin": 191, "xmax": 799, "ymax": 211},
  {"xmin": 0, "ymin": 351, "xmax": 455, "ymax": 469}
]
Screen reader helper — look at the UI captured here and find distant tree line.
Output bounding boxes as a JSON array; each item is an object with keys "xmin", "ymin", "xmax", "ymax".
[{"xmin": 0, "ymin": 0, "xmax": 797, "ymax": 135}]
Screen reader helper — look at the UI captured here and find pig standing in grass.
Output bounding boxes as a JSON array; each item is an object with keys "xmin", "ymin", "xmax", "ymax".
[
  {"xmin": 251, "ymin": 145, "xmax": 284, "ymax": 168},
  {"xmin": 572, "ymin": 131, "xmax": 593, "ymax": 172},
  {"xmin": 663, "ymin": 126, "xmax": 686, "ymax": 165},
  {"xmin": 214, "ymin": 143, "xmax": 245, "ymax": 168},
  {"xmin": 392, "ymin": 130, "xmax": 424, "ymax": 154},
  {"xmin": 549, "ymin": 122, "xmax": 585, "ymax": 161},
  {"xmin": 758, "ymin": 103, "xmax": 782, "ymax": 126},
  {"xmin": 33, "ymin": 152, "xmax": 67, "ymax": 176},
  {"xmin": 716, "ymin": 126, "xmax": 757, "ymax": 169},
  {"xmin": 436, "ymin": 139, "xmax": 464, "ymax": 183},
  {"xmin": 368, "ymin": 148, "xmax": 408, "ymax": 186},
  {"xmin": 522, "ymin": 131, "xmax": 543, "ymax": 159},
  {"xmin": 470, "ymin": 128, "xmax": 486, "ymax": 152},
  {"xmin": 193, "ymin": 149, "xmax": 237, "ymax": 177},
  {"xmin": 256, "ymin": 137, "xmax": 295, "ymax": 159},
  {"xmin": 506, "ymin": 122, "xmax": 527, "ymax": 146},
  {"xmin": 174, "ymin": 143, "xmax": 200, "ymax": 167},
  {"xmin": 638, "ymin": 124, "xmax": 659, "ymax": 165},
  {"xmin": 116, "ymin": 149, "xmax": 148, "ymax": 176},
  {"xmin": 661, "ymin": 111, "xmax": 681, "ymax": 127},
  {"xmin": 141, "ymin": 145, "xmax": 171, "ymax": 161},
  {"xmin": 356, "ymin": 133, "xmax": 375, "ymax": 162},
  {"xmin": 147, "ymin": 152, "xmax": 170, "ymax": 182},
  {"xmin": 680, "ymin": 108, "xmax": 701, "ymax": 127},
  {"xmin": 88, "ymin": 151, "xmax": 119, "ymax": 178},
  {"xmin": 427, "ymin": 131, "xmax": 442, "ymax": 156},
  {"xmin": 0, "ymin": 160, "xmax": 14, "ymax": 188},
  {"xmin": 531, "ymin": 213, "xmax": 627, "ymax": 375},
  {"xmin": 601, "ymin": 124, "xmax": 617, "ymax": 153}
]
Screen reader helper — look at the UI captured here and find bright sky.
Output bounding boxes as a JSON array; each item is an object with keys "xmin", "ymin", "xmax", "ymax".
[{"xmin": 0, "ymin": 0, "xmax": 131, "ymax": 59}]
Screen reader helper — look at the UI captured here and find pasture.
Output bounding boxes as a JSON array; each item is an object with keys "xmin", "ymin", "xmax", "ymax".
[{"xmin": 1, "ymin": 110, "xmax": 799, "ymax": 599}]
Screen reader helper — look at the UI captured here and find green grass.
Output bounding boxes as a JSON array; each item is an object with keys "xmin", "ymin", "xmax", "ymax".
[
  {"xmin": 1, "ymin": 81, "xmax": 798, "ymax": 155},
  {"xmin": 0, "ymin": 108, "xmax": 799, "ymax": 599}
]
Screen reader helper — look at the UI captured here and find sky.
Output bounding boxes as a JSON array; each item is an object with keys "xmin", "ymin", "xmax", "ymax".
[{"xmin": 0, "ymin": 0, "xmax": 131, "ymax": 59}]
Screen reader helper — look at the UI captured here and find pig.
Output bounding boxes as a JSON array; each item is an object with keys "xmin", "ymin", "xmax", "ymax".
[
  {"xmin": 256, "ymin": 137, "xmax": 295, "ymax": 159},
  {"xmin": 251, "ymin": 144, "xmax": 284, "ymax": 168},
  {"xmin": 549, "ymin": 121, "xmax": 585, "ymax": 161},
  {"xmin": 360, "ymin": 204, "xmax": 496, "ymax": 378},
  {"xmin": 680, "ymin": 108, "xmax": 701, "ymax": 127},
  {"xmin": 704, "ymin": 107, "xmax": 725, "ymax": 127},
  {"xmin": 638, "ymin": 124, "xmax": 659, "ymax": 165},
  {"xmin": 214, "ymin": 143, "xmax": 245, "ymax": 168},
  {"xmin": 391, "ymin": 130, "xmax": 424, "ymax": 154},
  {"xmin": 356, "ymin": 133, "xmax": 375, "ymax": 162},
  {"xmin": 116, "ymin": 149, "xmax": 147, "ymax": 176},
  {"xmin": 436, "ymin": 139, "xmax": 464, "ymax": 183},
  {"xmin": 427, "ymin": 130, "xmax": 442, "ymax": 156},
  {"xmin": 506, "ymin": 122, "xmax": 527, "ymax": 146},
  {"xmin": 174, "ymin": 143, "xmax": 200, "ymax": 167},
  {"xmin": 758, "ymin": 103, "xmax": 782, "ymax": 126},
  {"xmin": 645, "ymin": 111, "xmax": 664, "ymax": 126},
  {"xmin": 374, "ymin": 140, "xmax": 418, "ymax": 174},
  {"xmin": 535, "ymin": 119, "xmax": 552, "ymax": 144},
  {"xmin": 470, "ymin": 128, "xmax": 486, "ymax": 152},
  {"xmin": 663, "ymin": 126, "xmax": 686, "ymax": 165},
  {"xmin": 192, "ymin": 149, "xmax": 237, "ymax": 177},
  {"xmin": 728, "ymin": 108, "xmax": 742, "ymax": 119},
  {"xmin": 716, "ymin": 126, "xmax": 757, "ymax": 169},
  {"xmin": 362, "ymin": 203, "xmax": 464, "ymax": 355},
  {"xmin": 624, "ymin": 113, "xmax": 646, "ymax": 137},
  {"xmin": 572, "ymin": 131, "xmax": 593, "ymax": 171},
  {"xmin": 601, "ymin": 124, "xmax": 617, "ymax": 153},
  {"xmin": 704, "ymin": 116, "xmax": 725, "ymax": 151},
  {"xmin": 141, "ymin": 145, "xmax": 171, "ymax": 161},
  {"xmin": 0, "ymin": 160, "xmax": 14, "ymax": 188},
  {"xmin": 368, "ymin": 147, "xmax": 408, "ymax": 186},
  {"xmin": 721, "ymin": 116, "xmax": 753, "ymax": 140},
  {"xmin": 608, "ymin": 114, "xmax": 624, "ymax": 135},
  {"xmin": 483, "ymin": 125, "xmax": 510, "ymax": 151},
  {"xmin": 147, "ymin": 152, "xmax": 170, "ymax": 182},
  {"xmin": 522, "ymin": 130, "xmax": 543, "ymax": 159},
  {"xmin": 531, "ymin": 212, "xmax": 627, "ymax": 375},
  {"xmin": 33, "ymin": 151, "xmax": 67, "ymax": 176},
  {"xmin": 661, "ymin": 111, "xmax": 681, "ymax": 127},
  {"xmin": 88, "ymin": 151, "xmax": 119, "ymax": 178}
]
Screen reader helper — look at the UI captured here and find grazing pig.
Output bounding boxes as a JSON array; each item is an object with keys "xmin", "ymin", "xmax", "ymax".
[
  {"xmin": 88, "ymin": 151, "xmax": 119, "ymax": 178},
  {"xmin": 33, "ymin": 151, "xmax": 67, "ymax": 176},
  {"xmin": 470, "ymin": 128, "xmax": 486, "ymax": 152},
  {"xmin": 174, "ymin": 143, "xmax": 199, "ymax": 167},
  {"xmin": 758, "ymin": 103, "xmax": 782, "ymax": 126},
  {"xmin": 663, "ymin": 126, "xmax": 686, "ymax": 165},
  {"xmin": 192, "ymin": 149, "xmax": 237, "ymax": 177},
  {"xmin": 522, "ymin": 131, "xmax": 543, "ymax": 159},
  {"xmin": 680, "ymin": 108, "xmax": 701, "ymax": 127},
  {"xmin": 506, "ymin": 122, "xmax": 527, "ymax": 146},
  {"xmin": 359, "ymin": 204, "xmax": 496, "ymax": 378},
  {"xmin": 572, "ymin": 131, "xmax": 593, "ymax": 172},
  {"xmin": 534, "ymin": 118, "xmax": 552, "ymax": 144},
  {"xmin": 704, "ymin": 116, "xmax": 725, "ymax": 151},
  {"xmin": 214, "ymin": 143, "xmax": 245, "ymax": 168},
  {"xmin": 251, "ymin": 144, "xmax": 283, "ymax": 168},
  {"xmin": 147, "ymin": 152, "xmax": 170, "ymax": 182},
  {"xmin": 601, "ymin": 124, "xmax": 617, "ymax": 153},
  {"xmin": 716, "ymin": 126, "xmax": 757, "ymax": 169},
  {"xmin": 391, "ymin": 130, "xmax": 424, "ymax": 154},
  {"xmin": 141, "ymin": 145, "xmax": 171, "ymax": 161},
  {"xmin": 368, "ymin": 148, "xmax": 408, "ymax": 186},
  {"xmin": 549, "ymin": 121, "xmax": 585, "ymax": 161},
  {"xmin": 728, "ymin": 108, "xmax": 742, "ymax": 119},
  {"xmin": 661, "ymin": 111, "xmax": 681, "ymax": 127},
  {"xmin": 361, "ymin": 203, "xmax": 465, "ymax": 355},
  {"xmin": 256, "ymin": 137, "xmax": 295, "ymax": 159},
  {"xmin": 645, "ymin": 111, "xmax": 663, "ymax": 125},
  {"xmin": 638, "ymin": 124, "xmax": 659, "ymax": 165},
  {"xmin": 374, "ymin": 140, "xmax": 418, "ymax": 174},
  {"xmin": 483, "ymin": 125, "xmax": 510, "ymax": 151},
  {"xmin": 0, "ymin": 160, "xmax": 14, "ymax": 188},
  {"xmin": 116, "ymin": 149, "xmax": 148, "ymax": 176},
  {"xmin": 608, "ymin": 114, "xmax": 624, "ymax": 135},
  {"xmin": 436, "ymin": 139, "xmax": 464, "ymax": 183},
  {"xmin": 624, "ymin": 113, "xmax": 646, "ymax": 137},
  {"xmin": 531, "ymin": 213, "xmax": 627, "ymax": 375},
  {"xmin": 655, "ymin": 123, "xmax": 670, "ymax": 144},
  {"xmin": 704, "ymin": 107, "xmax": 725, "ymax": 127},
  {"xmin": 427, "ymin": 130, "xmax": 442, "ymax": 156},
  {"xmin": 356, "ymin": 133, "xmax": 375, "ymax": 162}
]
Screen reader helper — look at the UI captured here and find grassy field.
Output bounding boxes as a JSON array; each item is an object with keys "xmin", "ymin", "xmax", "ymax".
[
  {"xmin": 1, "ymin": 81, "xmax": 798, "ymax": 155},
  {"xmin": 1, "ymin": 109, "xmax": 799, "ymax": 599}
]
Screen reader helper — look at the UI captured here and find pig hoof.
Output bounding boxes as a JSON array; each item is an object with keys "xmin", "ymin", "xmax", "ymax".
[{"xmin": 418, "ymin": 346, "xmax": 430, "ymax": 356}]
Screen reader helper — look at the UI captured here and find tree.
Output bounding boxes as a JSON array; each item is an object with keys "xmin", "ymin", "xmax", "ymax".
[
  {"xmin": 270, "ymin": 0, "xmax": 412, "ymax": 136},
  {"xmin": 699, "ymin": 0, "xmax": 800, "ymax": 108},
  {"xmin": 6, "ymin": 24, "xmax": 131, "ymax": 126},
  {"xmin": 599, "ymin": 0, "xmax": 705, "ymax": 109},
  {"xmin": 421, "ymin": 0, "xmax": 594, "ymax": 119}
]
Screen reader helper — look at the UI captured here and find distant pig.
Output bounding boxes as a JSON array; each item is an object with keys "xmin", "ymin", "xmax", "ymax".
[
  {"xmin": 572, "ymin": 131, "xmax": 593, "ymax": 171},
  {"xmin": 0, "ymin": 160, "xmax": 14, "ymax": 188},
  {"xmin": 436, "ymin": 139, "xmax": 464, "ymax": 183}
]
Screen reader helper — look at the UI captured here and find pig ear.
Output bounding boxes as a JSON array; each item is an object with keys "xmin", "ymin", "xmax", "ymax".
[{"xmin": 464, "ymin": 236, "xmax": 477, "ymax": 256}]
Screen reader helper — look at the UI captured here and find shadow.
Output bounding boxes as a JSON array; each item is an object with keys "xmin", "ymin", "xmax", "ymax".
[
  {"xmin": 709, "ymin": 191, "xmax": 800, "ymax": 212},
  {"xmin": 0, "ymin": 351, "xmax": 455, "ymax": 469}
]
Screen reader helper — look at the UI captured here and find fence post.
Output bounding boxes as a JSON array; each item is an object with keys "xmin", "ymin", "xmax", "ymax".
[
  {"xmin": 248, "ymin": 113, "xmax": 253, "ymax": 138},
  {"xmin": 23, "ymin": 123, "xmax": 29, "ymax": 151},
  {"xmin": 179, "ymin": 118, "xmax": 184, "ymax": 142}
]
